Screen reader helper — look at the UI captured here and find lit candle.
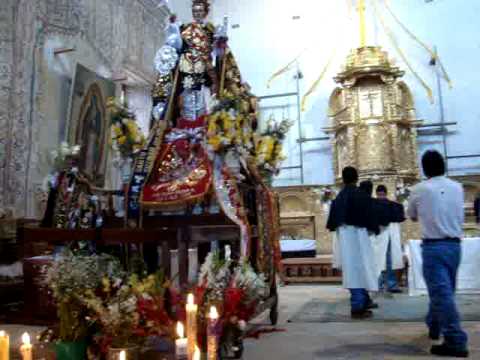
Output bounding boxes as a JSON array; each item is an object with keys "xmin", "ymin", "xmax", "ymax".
[
  {"xmin": 119, "ymin": 350, "xmax": 126, "ymax": 360},
  {"xmin": 207, "ymin": 306, "xmax": 219, "ymax": 360},
  {"xmin": 20, "ymin": 333, "xmax": 32, "ymax": 360},
  {"xmin": 193, "ymin": 345, "xmax": 201, "ymax": 360},
  {"xmin": 175, "ymin": 322, "xmax": 188, "ymax": 359},
  {"xmin": 186, "ymin": 294, "xmax": 198, "ymax": 360},
  {"xmin": 0, "ymin": 330, "xmax": 9, "ymax": 360}
]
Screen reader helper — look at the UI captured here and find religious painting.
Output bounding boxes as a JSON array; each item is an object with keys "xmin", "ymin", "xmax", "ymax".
[{"xmin": 68, "ymin": 64, "xmax": 115, "ymax": 186}]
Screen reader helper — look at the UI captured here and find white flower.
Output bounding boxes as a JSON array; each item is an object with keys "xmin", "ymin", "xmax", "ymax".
[
  {"xmin": 182, "ymin": 76, "xmax": 195, "ymax": 89},
  {"xmin": 72, "ymin": 145, "xmax": 81, "ymax": 154},
  {"xmin": 238, "ymin": 320, "xmax": 247, "ymax": 331}
]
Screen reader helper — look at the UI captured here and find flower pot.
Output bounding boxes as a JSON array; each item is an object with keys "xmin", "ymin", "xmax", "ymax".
[
  {"xmin": 55, "ymin": 340, "xmax": 87, "ymax": 360},
  {"xmin": 107, "ymin": 346, "xmax": 139, "ymax": 360}
]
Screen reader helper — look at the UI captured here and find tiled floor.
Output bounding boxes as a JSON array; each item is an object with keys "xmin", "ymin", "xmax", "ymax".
[{"xmin": 244, "ymin": 285, "xmax": 478, "ymax": 359}]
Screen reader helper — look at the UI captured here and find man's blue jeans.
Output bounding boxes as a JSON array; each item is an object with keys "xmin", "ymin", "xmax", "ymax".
[
  {"xmin": 350, "ymin": 289, "xmax": 369, "ymax": 312},
  {"xmin": 422, "ymin": 240, "xmax": 468, "ymax": 350}
]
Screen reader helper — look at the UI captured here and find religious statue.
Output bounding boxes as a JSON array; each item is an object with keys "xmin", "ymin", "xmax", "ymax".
[{"xmin": 125, "ymin": 0, "xmax": 280, "ymax": 262}]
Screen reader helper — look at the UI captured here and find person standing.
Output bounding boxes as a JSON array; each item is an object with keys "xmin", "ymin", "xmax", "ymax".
[
  {"xmin": 327, "ymin": 167, "xmax": 379, "ymax": 319},
  {"xmin": 408, "ymin": 150, "xmax": 468, "ymax": 357},
  {"xmin": 376, "ymin": 185, "xmax": 405, "ymax": 293},
  {"xmin": 473, "ymin": 192, "xmax": 480, "ymax": 225}
]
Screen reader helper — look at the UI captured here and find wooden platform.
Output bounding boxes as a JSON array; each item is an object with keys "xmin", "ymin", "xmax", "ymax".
[{"xmin": 281, "ymin": 255, "xmax": 342, "ymax": 284}]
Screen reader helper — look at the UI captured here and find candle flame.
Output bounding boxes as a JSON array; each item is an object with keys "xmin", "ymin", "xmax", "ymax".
[
  {"xmin": 193, "ymin": 345, "xmax": 201, "ymax": 360},
  {"xmin": 119, "ymin": 350, "xmax": 126, "ymax": 360},
  {"xmin": 187, "ymin": 293, "xmax": 195, "ymax": 305},
  {"xmin": 177, "ymin": 322, "xmax": 185, "ymax": 338},
  {"xmin": 0, "ymin": 330, "xmax": 5, "ymax": 337},
  {"xmin": 209, "ymin": 306, "xmax": 219, "ymax": 320},
  {"xmin": 22, "ymin": 332, "xmax": 31, "ymax": 346}
]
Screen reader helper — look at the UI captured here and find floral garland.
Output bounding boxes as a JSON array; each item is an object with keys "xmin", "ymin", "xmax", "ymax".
[{"xmin": 107, "ymin": 97, "xmax": 146, "ymax": 159}]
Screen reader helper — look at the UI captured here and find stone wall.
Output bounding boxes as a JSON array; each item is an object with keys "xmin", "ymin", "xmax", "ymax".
[{"xmin": 0, "ymin": 0, "xmax": 174, "ymax": 218}]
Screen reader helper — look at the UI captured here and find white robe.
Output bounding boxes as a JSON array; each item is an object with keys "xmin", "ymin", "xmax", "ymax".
[
  {"xmin": 336, "ymin": 225, "xmax": 378, "ymax": 291},
  {"xmin": 372, "ymin": 223, "xmax": 404, "ymax": 277}
]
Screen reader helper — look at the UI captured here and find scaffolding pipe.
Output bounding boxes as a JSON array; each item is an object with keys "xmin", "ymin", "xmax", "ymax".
[{"xmin": 295, "ymin": 62, "xmax": 304, "ymax": 184}]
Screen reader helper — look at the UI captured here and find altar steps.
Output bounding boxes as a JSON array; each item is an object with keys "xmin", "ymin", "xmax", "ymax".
[{"xmin": 280, "ymin": 255, "xmax": 342, "ymax": 284}]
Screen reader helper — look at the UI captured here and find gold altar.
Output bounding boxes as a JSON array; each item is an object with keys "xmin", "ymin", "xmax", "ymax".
[{"xmin": 327, "ymin": 46, "xmax": 420, "ymax": 194}]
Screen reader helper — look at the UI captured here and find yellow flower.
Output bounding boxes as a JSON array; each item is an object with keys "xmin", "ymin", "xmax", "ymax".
[
  {"xmin": 102, "ymin": 277, "xmax": 111, "ymax": 292},
  {"xmin": 118, "ymin": 136, "xmax": 127, "ymax": 145},
  {"xmin": 112, "ymin": 124, "xmax": 122, "ymax": 136},
  {"xmin": 208, "ymin": 135, "xmax": 222, "ymax": 151}
]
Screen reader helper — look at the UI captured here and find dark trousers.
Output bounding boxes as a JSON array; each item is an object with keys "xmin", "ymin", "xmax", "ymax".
[
  {"xmin": 349, "ymin": 289, "xmax": 370, "ymax": 312},
  {"xmin": 422, "ymin": 241, "xmax": 468, "ymax": 350}
]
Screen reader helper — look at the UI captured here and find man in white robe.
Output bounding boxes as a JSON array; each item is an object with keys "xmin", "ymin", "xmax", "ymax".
[
  {"xmin": 327, "ymin": 167, "xmax": 380, "ymax": 319},
  {"xmin": 375, "ymin": 185, "xmax": 405, "ymax": 293}
]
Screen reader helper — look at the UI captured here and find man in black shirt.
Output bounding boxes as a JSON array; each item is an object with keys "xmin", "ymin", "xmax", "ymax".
[{"xmin": 327, "ymin": 168, "xmax": 379, "ymax": 318}]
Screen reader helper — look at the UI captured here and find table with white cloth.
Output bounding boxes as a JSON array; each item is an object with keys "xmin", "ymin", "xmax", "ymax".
[{"xmin": 407, "ymin": 237, "xmax": 480, "ymax": 296}]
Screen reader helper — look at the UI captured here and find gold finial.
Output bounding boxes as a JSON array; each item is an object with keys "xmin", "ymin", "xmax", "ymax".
[{"xmin": 358, "ymin": 0, "xmax": 367, "ymax": 47}]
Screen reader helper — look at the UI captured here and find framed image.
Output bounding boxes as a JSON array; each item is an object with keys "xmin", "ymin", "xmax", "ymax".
[{"xmin": 68, "ymin": 64, "xmax": 115, "ymax": 186}]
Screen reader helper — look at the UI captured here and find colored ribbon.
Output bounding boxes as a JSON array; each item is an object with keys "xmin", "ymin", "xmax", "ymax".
[
  {"xmin": 381, "ymin": 0, "xmax": 452, "ymax": 88},
  {"xmin": 301, "ymin": 50, "xmax": 336, "ymax": 112},
  {"xmin": 372, "ymin": 0, "xmax": 434, "ymax": 103},
  {"xmin": 266, "ymin": 49, "xmax": 306, "ymax": 89}
]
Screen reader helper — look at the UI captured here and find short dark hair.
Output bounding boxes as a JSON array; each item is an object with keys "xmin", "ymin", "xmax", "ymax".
[
  {"xmin": 342, "ymin": 166, "xmax": 358, "ymax": 185},
  {"xmin": 376, "ymin": 184, "xmax": 388, "ymax": 194},
  {"xmin": 422, "ymin": 150, "xmax": 446, "ymax": 178},
  {"xmin": 359, "ymin": 180, "xmax": 373, "ymax": 196}
]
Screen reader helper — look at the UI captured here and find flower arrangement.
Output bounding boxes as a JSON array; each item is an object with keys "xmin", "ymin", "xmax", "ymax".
[
  {"xmin": 206, "ymin": 92, "xmax": 255, "ymax": 155},
  {"xmin": 254, "ymin": 118, "xmax": 292, "ymax": 178},
  {"xmin": 79, "ymin": 271, "xmax": 173, "ymax": 352},
  {"xmin": 107, "ymin": 97, "xmax": 146, "ymax": 159},
  {"xmin": 49, "ymin": 142, "xmax": 81, "ymax": 171},
  {"xmin": 313, "ymin": 186, "xmax": 338, "ymax": 204},
  {"xmin": 44, "ymin": 251, "xmax": 124, "ymax": 341},
  {"xmin": 194, "ymin": 251, "xmax": 267, "ymax": 352},
  {"xmin": 396, "ymin": 183, "xmax": 411, "ymax": 203}
]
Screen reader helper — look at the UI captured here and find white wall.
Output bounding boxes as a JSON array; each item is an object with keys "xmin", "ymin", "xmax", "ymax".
[{"xmin": 210, "ymin": 0, "xmax": 480, "ymax": 185}]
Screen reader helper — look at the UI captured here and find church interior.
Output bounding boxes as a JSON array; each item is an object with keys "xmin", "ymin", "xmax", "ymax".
[{"xmin": 1, "ymin": 0, "xmax": 480, "ymax": 359}]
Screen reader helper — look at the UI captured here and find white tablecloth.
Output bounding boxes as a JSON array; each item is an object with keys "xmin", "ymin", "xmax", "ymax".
[
  {"xmin": 280, "ymin": 239, "xmax": 316, "ymax": 252},
  {"xmin": 407, "ymin": 237, "xmax": 480, "ymax": 296}
]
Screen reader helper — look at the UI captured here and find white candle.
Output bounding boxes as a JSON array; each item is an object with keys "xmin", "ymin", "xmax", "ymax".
[
  {"xmin": 207, "ymin": 306, "xmax": 219, "ymax": 360},
  {"xmin": 0, "ymin": 331, "xmax": 9, "ymax": 360},
  {"xmin": 20, "ymin": 333, "xmax": 32, "ymax": 360},
  {"xmin": 175, "ymin": 322, "xmax": 188, "ymax": 359},
  {"xmin": 119, "ymin": 350, "xmax": 126, "ymax": 360},
  {"xmin": 186, "ymin": 294, "xmax": 198, "ymax": 360},
  {"xmin": 193, "ymin": 345, "xmax": 201, "ymax": 360}
]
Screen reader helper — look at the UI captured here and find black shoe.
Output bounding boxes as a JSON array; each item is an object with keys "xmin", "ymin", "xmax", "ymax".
[
  {"xmin": 351, "ymin": 310, "xmax": 373, "ymax": 319},
  {"xmin": 388, "ymin": 288, "xmax": 403, "ymax": 294},
  {"xmin": 429, "ymin": 328, "xmax": 440, "ymax": 341},
  {"xmin": 430, "ymin": 344, "xmax": 469, "ymax": 358},
  {"xmin": 366, "ymin": 300, "xmax": 379, "ymax": 309}
]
